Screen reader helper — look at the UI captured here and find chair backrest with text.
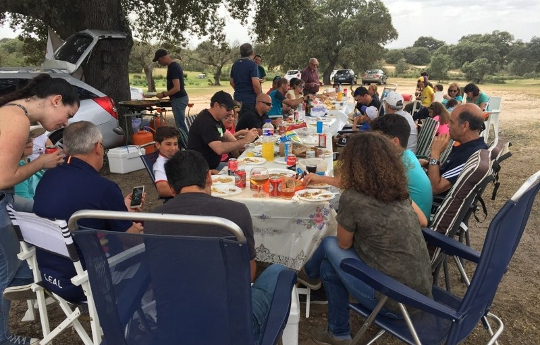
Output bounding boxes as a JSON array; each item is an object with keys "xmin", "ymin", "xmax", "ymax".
[{"xmin": 6, "ymin": 205, "xmax": 99, "ymax": 345}]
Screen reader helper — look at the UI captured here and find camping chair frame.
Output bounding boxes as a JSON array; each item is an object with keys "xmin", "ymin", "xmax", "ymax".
[
  {"xmin": 6, "ymin": 205, "xmax": 100, "ymax": 345},
  {"xmin": 340, "ymin": 169, "xmax": 540, "ymax": 345}
]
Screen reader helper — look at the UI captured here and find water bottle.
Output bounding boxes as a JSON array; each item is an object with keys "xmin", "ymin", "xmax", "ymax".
[{"xmin": 262, "ymin": 120, "xmax": 274, "ymax": 137}]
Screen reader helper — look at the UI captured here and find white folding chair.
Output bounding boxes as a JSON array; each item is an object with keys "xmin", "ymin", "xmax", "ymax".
[
  {"xmin": 483, "ymin": 96, "xmax": 501, "ymax": 144},
  {"xmin": 6, "ymin": 205, "xmax": 101, "ymax": 345}
]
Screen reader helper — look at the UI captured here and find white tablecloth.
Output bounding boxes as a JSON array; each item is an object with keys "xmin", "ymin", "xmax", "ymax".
[{"xmin": 220, "ymin": 132, "xmax": 339, "ymax": 270}]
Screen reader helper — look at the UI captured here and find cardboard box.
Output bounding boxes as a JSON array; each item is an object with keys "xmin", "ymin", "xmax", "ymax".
[
  {"xmin": 282, "ymin": 286, "xmax": 300, "ymax": 345},
  {"xmin": 107, "ymin": 145, "xmax": 145, "ymax": 174}
]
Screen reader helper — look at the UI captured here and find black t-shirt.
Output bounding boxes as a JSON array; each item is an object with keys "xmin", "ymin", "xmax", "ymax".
[
  {"xmin": 145, "ymin": 192, "xmax": 256, "ymax": 260},
  {"xmin": 236, "ymin": 108, "xmax": 269, "ymax": 131},
  {"xmin": 187, "ymin": 109, "xmax": 225, "ymax": 169},
  {"xmin": 167, "ymin": 61, "xmax": 187, "ymax": 98}
]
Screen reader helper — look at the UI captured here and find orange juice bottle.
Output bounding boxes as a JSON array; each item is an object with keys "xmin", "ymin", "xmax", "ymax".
[{"xmin": 262, "ymin": 141, "xmax": 274, "ymax": 162}]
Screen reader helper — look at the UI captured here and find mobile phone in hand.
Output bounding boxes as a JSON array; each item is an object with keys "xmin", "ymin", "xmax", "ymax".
[{"xmin": 130, "ymin": 185, "xmax": 144, "ymax": 209}]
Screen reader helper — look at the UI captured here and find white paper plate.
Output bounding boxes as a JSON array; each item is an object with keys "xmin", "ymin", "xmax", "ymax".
[
  {"xmin": 238, "ymin": 157, "xmax": 267, "ymax": 165},
  {"xmin": 295, "ymin": 189, "xmax": 335, "ymax": 202},
  {"xmin": 274, "ymin": 157, "xmax": 287, "ymax": 165},
  {"xmin": 211, "ymin": 185, "xmax": 242, "ymax": 197},
  {"xmin": 211, "ymin": 175, "xmax": 235, "ymax": 185}
]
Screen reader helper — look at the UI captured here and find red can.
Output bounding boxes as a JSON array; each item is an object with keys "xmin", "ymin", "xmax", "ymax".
[
  {"xmin": 269, "ymin": 177, "xmax": 281, "ymax": 197},
  {"xmin": 286, "ymin": 153, "xmax": 297, "ymax": 171},
  {"xmin": 235, "ymin": 169, "xmax": 246, "ymax": 189},
  {"xmin": 318, "ymin": 134, "xmax": 327, "ymax": 148},
  {"xmin": 228, "ymin": 158, "xmax": 238, "ymax": 176},
  {"xmin": 45, "ymin": 146, "xmax": 58, "ymax": 154}
]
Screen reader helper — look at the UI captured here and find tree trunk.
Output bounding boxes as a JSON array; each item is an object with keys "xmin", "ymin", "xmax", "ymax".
[
  {"xmin": 144, "ymin": 65, "xmax": 156, "ymax": 92},
  {"xmin": 213, "ymin": 65, "xmax": 223, "ymax": 86}
]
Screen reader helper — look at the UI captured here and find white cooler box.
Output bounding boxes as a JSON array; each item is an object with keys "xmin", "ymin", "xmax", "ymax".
[
  {"xmin": 107, "ymin": 145, "xmax": 145, "ymax": 174},
  {"xmin": 282, "ymin": 286, "xmax": 300, "ymax": 345}
]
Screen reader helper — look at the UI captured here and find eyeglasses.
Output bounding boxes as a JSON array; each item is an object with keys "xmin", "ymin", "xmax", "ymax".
[
  {"xmin": 259, "ymin": 101, "xmax": 272, "ymax": 107},
  {"xmin": 310, "ymin": 64, "xmax": 319, "ymax": 67},
  {"xmin": 448, "ymin": 89, "xmax": 458, "ymax": 93}
]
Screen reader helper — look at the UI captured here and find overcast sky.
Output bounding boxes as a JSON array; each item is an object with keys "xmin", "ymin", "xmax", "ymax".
[{"xmin": 1, "ymin": 0, "xmax": 538, "ymax": 48}]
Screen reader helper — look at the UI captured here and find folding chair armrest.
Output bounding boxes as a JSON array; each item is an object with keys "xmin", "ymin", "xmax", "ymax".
[
  {"xmin": 416, "ymin": 155, "xmax": 428, "ymax": 160},
  {"xmin": 340, "ymin": 258, "xmax": 462, "ymax": 322},
  {"xmin": 259, "ymin": 269, "xmax": 297, "ymax": 345},
  {"xmin": 422, "ymin": 228, "xmax": 480, "ymax": 264}
]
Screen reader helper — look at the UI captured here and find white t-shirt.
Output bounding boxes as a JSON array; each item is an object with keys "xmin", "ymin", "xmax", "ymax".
[
  {"xmin": 153, "ymin": 155, "xmax": 169, "ymax": 183},
  {"xmin": 28, "ymin": 132, "xmax": 49, "ymax": 161}
]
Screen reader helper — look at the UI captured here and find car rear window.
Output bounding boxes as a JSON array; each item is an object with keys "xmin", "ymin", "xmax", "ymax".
[
  {"xmin": 54, "ymin": 33, "xmax": 94, "ymax": 64},
  {"xmin": 287, "ymin": 70, "xmax": 299, "ymax": 75},
  {"xmin": 367, "ymin": 70, "xmax": 380, "ymax": 74},
  {"xmin": 0, "ymin": 77, "xmax": 99, "ymax": 100},
  {"xmin": 336, "ymin": 70, "xmax": 350, "ymax": 75}
]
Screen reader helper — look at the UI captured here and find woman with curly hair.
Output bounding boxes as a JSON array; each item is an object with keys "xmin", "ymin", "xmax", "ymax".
[{"xmin": 299, "ymin": 132, "xmax": 433, "ymax": 345}]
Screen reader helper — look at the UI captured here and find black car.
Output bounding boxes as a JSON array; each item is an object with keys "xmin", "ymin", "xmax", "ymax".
[{"xmin": 332, "ymin": 69, "xmax": 357, "ymax": 85}]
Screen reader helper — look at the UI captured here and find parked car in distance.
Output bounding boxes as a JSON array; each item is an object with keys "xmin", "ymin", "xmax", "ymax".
[
  {"xmin": 332, "ymin": 69, "xmax": 357, "ymax": 85},
  {"xmin": 362, "ymin": 69, "xmax": 387, "ymax": 85},
  {"xmin": 0, "ymin": 69, "xmax": 125, "ymax": 149},
  {"xmin": 284, "ymin": 69, "xmax": 301, "ymax": 81}
]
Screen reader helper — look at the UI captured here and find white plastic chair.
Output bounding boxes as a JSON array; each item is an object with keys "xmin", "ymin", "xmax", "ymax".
[
  {"xmin": 483, "ymin": 97, "xmax": 501, "ymax": 144},
  {"xmin": 6, "ymin": 205, "xmax": 101, "ymax": 345}
]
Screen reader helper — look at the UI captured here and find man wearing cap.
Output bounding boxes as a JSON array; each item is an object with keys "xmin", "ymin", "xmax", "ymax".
[
  {"xmin": 153, "ymin": 49, "xmax": 189, "ymax": 136},
  {"xmin": 187, "ymin": 91, "xmax": 258, "ymax": 170},
  {"xmin": 301, "ymin": 58, "xmax": 322, "ymax": 95},
  {"xmin": 383, "ymin": 91, "xmax": 417, "ymax": 153},
  {"xmin": 352, "ymin": 106, "xmax": 379, "ymax": 130},
  {"xmin": 352, "ymin": 86, "xmax": 383, "ymax": 117},
  {"xmin": 230, "ymin": 43, "xmax": 261, "ymax": 118},
  {"xmin": 421, "ymin": 104, "xmax": 488, "ymax": 195}
]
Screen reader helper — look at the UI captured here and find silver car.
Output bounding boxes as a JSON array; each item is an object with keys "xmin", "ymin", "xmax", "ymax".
[{"xmin": 361, "ymin": 69, "xmax": 388, "ymax": 85}]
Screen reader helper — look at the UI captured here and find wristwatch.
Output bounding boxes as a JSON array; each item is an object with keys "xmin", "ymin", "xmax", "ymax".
[{"xmin": 428, "ymin": 157, "xmax": 440, "ymax": 166}]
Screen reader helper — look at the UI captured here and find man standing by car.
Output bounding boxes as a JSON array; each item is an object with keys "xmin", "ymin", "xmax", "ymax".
[
  {"xmin": 154, "ymin": 49, "xmax": 189, "ymax": 137},
  {"xmin": 301, "ymin": 58, "xmax": 322, "ymax": 95},
  {"xmin": 230, "ymin": 43, "xmax": 261, "ymax": 118}
]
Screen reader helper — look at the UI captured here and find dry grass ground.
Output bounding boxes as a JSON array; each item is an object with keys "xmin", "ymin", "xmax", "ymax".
[{"xmin": 9, "ymin": 79, "xmax": 540, "ymax": 344}]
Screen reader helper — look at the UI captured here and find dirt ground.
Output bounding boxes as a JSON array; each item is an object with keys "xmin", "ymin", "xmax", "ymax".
[{"xmin": 9, "ymin": 81, "xmax": 540, "ymax": 344}]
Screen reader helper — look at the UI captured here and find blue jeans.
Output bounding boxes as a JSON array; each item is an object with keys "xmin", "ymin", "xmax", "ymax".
[
  {"xmin": 251, "ymin": 264, "xmax": 288, "ymax": 345},
  {"xmin": 304, "ymin": 237, "xmax": 398, "ymax": 338},
  {"xmin": 0, "ymin": 191, "xmax": 33, "ymax": 343},
  {"xmin": 170, "ymin": 96, "xmax": 189, "ymax": 136}
]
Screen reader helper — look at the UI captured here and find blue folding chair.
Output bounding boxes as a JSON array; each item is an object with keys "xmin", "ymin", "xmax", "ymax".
[
  {"xmin": 69, "ymin": 210, "xmax": 296, "ymax": 345},
  {"xmin": 340, "ymin": 170, "xmax": 540, "ymax": 345}
]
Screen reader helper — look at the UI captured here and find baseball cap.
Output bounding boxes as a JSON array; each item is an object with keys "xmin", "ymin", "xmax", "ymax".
[
  {"xmin": 29, "ymin": 125, "xmax": 46, "ymax": 138},
  {"xmin": 210, "ymin": 91, "xmax": 238, "ymax": 111},
  {"xmin": 417, "ymin": 77, "xmax": 425, "ymax": 84},
  {"xmin": 365, "ymin": 106, "xmax": 379, "ymax": 120},
  {"xmin": 353, "ymin": 87, "xmax": 368, "ymax": 97},
  {"xmin": 384, "ymin": 91, "xmax": 404, "ymax": 110},
  {"xmin": 152, "ymin": 49, "xmax": 168, "ymax": 62}
]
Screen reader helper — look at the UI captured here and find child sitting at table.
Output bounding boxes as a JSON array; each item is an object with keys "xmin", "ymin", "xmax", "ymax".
[
  {"xmin": 153, "ymin": 126, "xmax": 180, "ymax": 198},
  {"xmin": 352, "ymin": 106, "xmax": 378, "ymax": 131}
]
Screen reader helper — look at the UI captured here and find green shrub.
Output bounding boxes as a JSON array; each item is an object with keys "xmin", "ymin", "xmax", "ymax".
[{"xmin": 154, "ymin": 74, "xmax": 165, "ymax": 80}]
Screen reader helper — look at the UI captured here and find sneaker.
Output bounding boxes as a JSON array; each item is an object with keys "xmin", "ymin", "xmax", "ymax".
[
  {"xmin": 297, "ymin": 268, "xmax": 321, "ymax": 290},
  {"xmin": 6, "ymin": 334, "xmax": 39, "ymax": 345},
  {"xmin": 3, "ymin": 284, "xmax": 35, "ymax": 301},
  {"xmin": 312, "ymin": 328, "xmax": 351, "ymax": 345}
]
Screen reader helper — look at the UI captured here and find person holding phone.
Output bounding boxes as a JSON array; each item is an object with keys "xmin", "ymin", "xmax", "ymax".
[{"xmin": 31, "ymin": 121, "xmax": 144, "ymax": 303}]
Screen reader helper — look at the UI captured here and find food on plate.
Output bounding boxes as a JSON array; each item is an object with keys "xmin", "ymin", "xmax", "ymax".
[
  {"xmin": 240, "ymin": 157, "xmax": 263, "ymax": 164},
  {"xmin": 308, "ymin": 182, "xmax": 329, "ymax": 187},
  {"xmin": 212, "ymin": 176, "xmax": 234, "ymax": 184},
  {"xmin": 297, "ymin": 190, "xmax": 332, "ymax": 200},
  {"xmin": 211, "ymin": 187, "xmax": 226, "ymax": 195}
]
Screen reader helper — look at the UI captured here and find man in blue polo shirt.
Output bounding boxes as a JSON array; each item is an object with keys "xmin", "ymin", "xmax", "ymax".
[
  {"xmin": 33, "ymin": 121, "xmax": 144, "ymax": 302},
  {"xmin": 423, "ymin": 103, "xmax": 488, "ymax": 196},
  {"xmin": 230, "ymin": 43, "xmax": 261, "ymax": 117}
]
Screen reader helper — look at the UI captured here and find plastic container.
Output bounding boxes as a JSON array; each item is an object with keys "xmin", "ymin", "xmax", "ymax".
[{"xmin": 107, "ymin": 145, "xmax": 145, "ymax": 174}]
